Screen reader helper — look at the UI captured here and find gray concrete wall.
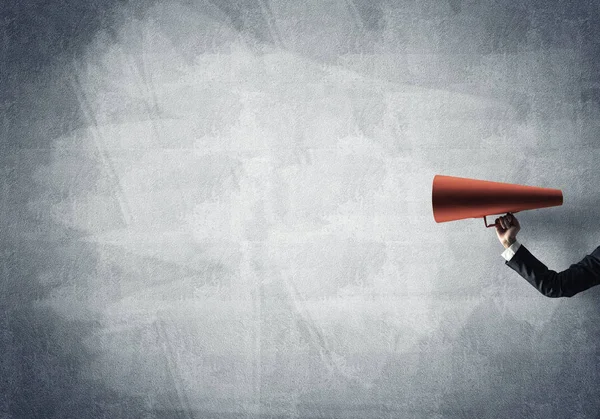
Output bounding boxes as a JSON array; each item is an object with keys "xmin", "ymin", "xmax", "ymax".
[{"xmin": 3, "ymin": 1, "xmax": 600, "ymax": 417}]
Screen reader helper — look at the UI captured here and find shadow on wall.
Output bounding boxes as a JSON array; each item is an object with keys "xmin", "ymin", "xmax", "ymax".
[
  {"xmin": 432, "ymin": 193, "xmax": 600, "ymax": 417},
  {"xmin": 519, "ymin": 194, "xmax": 600, "ymax": 419},
  {"xmin": 434, "ymin": 294, "xmax": 600, "ymax": 419},
  {"xmin": 524, "ymin": 192, "xmax": 600, "ymax": 257}
]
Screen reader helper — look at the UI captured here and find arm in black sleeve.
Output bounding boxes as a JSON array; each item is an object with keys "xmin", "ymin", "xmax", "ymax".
[{"xmin": 506, "ymin": 245, "xmax": 600, "ymax": 298}]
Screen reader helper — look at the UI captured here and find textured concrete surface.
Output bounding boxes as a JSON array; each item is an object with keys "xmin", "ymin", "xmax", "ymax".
[{"xmin": 3, "ymin": 1, "xmax": 600, "ymax": 418}]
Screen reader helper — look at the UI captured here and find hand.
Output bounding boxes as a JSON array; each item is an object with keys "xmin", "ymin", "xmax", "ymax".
[{"xmin": 495, "ymin": 212, "xmax": 520, "ymax": 249}]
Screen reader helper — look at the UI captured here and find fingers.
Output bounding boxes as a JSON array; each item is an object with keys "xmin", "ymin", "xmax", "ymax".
[
  {"xmin": 495, "ymin": 214, "xmax": 520, "ymax": 246},
  {"xmin": 498, "ymin": 213, "xmax": 520, "ymax": 230},
  {"xmin": 499, "ymin": 216, "xmax": 507, "ymax": 229},
  {"xmin": 495, "ymin": 217, "xmax": 504, "ymax": 231},
  {"xmin": 497, "ymin": 214, "xmax": 513, "ymax": 229}
]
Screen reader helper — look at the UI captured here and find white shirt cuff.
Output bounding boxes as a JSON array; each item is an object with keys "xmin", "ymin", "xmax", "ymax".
[{"xmin": 501, "ymin": 240, "xmax": 521, "ymax": 261}]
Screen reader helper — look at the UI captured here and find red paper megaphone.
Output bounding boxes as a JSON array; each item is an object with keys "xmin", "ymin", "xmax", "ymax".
[{"xmin": 432, "ymin": 175, "xmax": 563, "ymax": 227}]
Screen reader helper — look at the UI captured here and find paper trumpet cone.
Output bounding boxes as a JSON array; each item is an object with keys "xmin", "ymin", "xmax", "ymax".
[{"xmin": 432, "ymin": 175, "xmax": 563, "ymax": 223}]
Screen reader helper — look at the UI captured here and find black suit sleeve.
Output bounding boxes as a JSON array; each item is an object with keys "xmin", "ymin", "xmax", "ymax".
[{"xmin": 506, "ymin": 245, "xmax": 600, "ymax": 298}]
